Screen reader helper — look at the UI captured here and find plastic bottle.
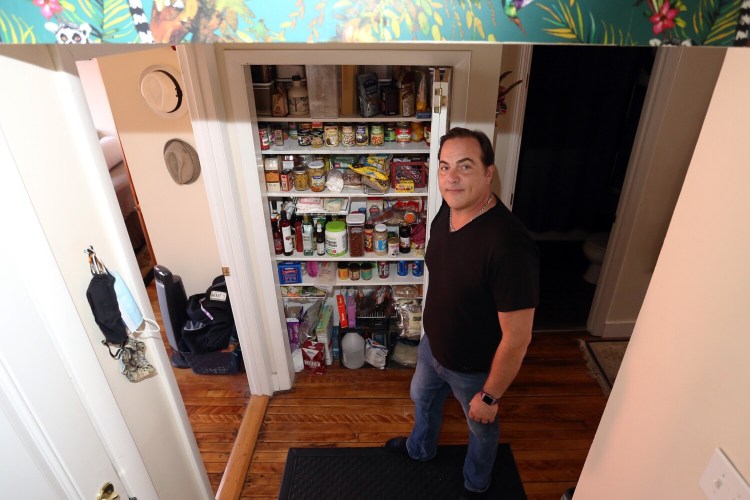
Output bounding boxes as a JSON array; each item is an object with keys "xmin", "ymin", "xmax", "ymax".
[
  {"xmin": 341, "ymin": 331, "xmax": 365, "ymax": 369},
  {"xmin": 302, "ymin": 216, "xmax": 314, "ymax": 256},
  {"xmin": 288, "ymin": 75, "xmax": 309, "ymax": 117}
]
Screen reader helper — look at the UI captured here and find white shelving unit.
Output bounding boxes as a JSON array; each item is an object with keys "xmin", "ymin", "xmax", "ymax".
[
  {"xmin": 186, "ymin": 46, "xmax": 457, "ymax": 393},
  {"xmin": 262, "ymin": 138, "xmax": 430, "ymax": 155}
]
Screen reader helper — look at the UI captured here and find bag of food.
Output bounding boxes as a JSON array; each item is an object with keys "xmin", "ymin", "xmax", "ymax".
[{"xmin": 357, "ymin": 73, "xmax": 380, "ymax": 118}]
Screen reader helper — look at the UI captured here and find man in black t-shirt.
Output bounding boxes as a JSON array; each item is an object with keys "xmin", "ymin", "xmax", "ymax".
[{"xmin": 385, "ymin": 128, "xmax": 539, "ymax": 498}]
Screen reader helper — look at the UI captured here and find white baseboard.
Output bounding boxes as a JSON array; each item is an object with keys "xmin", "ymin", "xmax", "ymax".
[{"xmin": 601, "ymin": 321, "xmax": 635, "ymax": 338}]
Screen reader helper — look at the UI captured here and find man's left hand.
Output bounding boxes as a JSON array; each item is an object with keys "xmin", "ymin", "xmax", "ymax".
[{"xmin": 468, "ymin": 392, "xmax": 498, "ymax": 424}]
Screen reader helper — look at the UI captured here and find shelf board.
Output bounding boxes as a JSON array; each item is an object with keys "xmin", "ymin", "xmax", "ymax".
[
  {"xmin": 258, "ymin": 114, "xmax": 432, "ymax": 123},
  {"xmin": 262, "ymin": 139, "xmax": 429, "ymax": 155},
  {"xmin": 276, "ymin": 252, "xmax": 424, "ymax": 262},
  {"xmin": 283, "ymin": 273, "xmax": 424, "ymax": 287},
  {"xmin": 267, "ymin": 187, "xmax": 428, "ymax": 198}
]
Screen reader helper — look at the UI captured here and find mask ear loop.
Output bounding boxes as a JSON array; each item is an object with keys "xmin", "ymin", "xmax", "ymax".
[{"xmin": 133, "ymin": 318, "xmax": 162, "ymax": 340}]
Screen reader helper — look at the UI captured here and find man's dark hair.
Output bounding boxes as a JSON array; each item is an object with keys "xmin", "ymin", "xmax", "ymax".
[{"xmin": 438, "ymin": 127, "xmax": 495, "ymax": 168}]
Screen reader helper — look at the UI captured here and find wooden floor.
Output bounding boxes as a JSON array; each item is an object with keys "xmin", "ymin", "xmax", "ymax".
[
  {"xmin": 149, "ymin": 284, "xmax": 607, "ymax": 499},
  {"xmin": 147, "ymin": 283, "xmax": 251, "ymax": 493},
  {"xmin": 242, "ymin": 331, "xmax": 607, "ymax": 500}
]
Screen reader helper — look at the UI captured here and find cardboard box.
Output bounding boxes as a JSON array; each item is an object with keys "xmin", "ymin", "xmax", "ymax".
[
  {"xmin": 306, "ymin": 65, "xmax": 339, "ymax": 118},
  {"xmin": 340, "ymin": 65, "xmax": 358, "ymax": 116},
  {"xmin": 314, "ymin": 304, "xmax": 334, "ymax": 365}
]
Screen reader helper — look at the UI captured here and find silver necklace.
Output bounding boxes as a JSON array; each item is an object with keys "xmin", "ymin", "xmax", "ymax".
[{"xmin": 449, "ymin": 194, "xmax": 493, "ymax": 232}]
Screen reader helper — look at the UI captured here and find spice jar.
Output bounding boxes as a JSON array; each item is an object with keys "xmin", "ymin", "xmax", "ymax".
[
  {"xmin": 349, "ymin": 262, "xmax": 360, "ymax": 281},
  {"xmin": 293, "ymin": 164, "xmax": 309, "ymax": 191},
  {"xmin": 364, "ymin": 223, "xmax": 374, "ymax": 253},
  {"xmin": 308, "ymin": 160, "xmax": 326, "ymax": 192},
  {"xmin": 325, "ymin": 220, "xmax": 348, "ymax": 256},
  {"xmin": 346, "ymin": 213, "xmax": 365, "ymax": 257},
  {"xmin": 337, "ymin": 261, "xmax": 350, "ymax": 280},
  {"xmin": 374, "ymin": 223, "xmax": 388, "ymax": 256}
]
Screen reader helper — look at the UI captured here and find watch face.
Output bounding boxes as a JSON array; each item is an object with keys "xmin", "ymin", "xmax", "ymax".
[{"xmin": 481, "ymin": 393, "xmax": 495, "ymax": 405}]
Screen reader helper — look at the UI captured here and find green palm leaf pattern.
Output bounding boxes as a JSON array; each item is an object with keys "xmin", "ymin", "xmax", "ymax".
[
  {"xmin": 691, "ymin": 0, "xmax": 742, "ymax": 45},
  {"xmin": 0, "ymin": 9, "xmax": 37, "ymax": 43},
  {"xmin": 538, "ymin": 0, "xmax": 635, "ymax": 45},
  {"xmin": 103, "ymin": 0, "xmax": 139, "ymax": 42}
]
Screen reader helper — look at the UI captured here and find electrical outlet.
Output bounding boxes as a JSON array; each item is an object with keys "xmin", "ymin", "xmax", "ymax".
[{"xmin": 700, "ymin": 448, "xmax": 750, "ymax": 500}]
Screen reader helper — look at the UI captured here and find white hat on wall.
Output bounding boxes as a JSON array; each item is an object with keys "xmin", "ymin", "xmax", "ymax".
[{"xmin": 139, "ymin": 65, "xmax": 186, "ymax": 118}]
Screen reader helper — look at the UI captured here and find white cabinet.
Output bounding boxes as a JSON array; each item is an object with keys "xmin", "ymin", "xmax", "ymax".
[{"xmin": 181, "ymin": 46, "xmax": 465, "ymax": 393}]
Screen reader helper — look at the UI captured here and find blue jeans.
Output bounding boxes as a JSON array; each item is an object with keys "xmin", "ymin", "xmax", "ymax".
[{"xmin": 406, "ymin": 336, "xmax": 500, "ymax": 492}]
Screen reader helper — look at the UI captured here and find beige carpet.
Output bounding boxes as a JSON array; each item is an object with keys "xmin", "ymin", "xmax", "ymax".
[{"xmin": 579, "ymin": 339, "xmax": 629, "ymax": 396}]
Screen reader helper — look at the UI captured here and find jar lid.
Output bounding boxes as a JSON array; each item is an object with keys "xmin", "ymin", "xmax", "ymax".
[
  {"xmin": 326, "ymin": 220, "xmax": 346, "ymax": 232},
  {"xmin": 293, "ymin": 164, "xmax": 307, "ymax": 171},
  {"xmin": 346, "ymin": 213, "xmax": 366, "ymax": 225},
  {"xmin": 375, "ymin": 223, "xmax": 387, "ymax": 232},
  {"xmin": 308, "ymin": 160, "xmax": 325, "ymax": 169}
]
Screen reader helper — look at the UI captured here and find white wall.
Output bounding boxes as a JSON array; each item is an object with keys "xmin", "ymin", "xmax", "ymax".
[
  {"xmin": 0, "ymin": 45, "xmax": 212, "ymax": 499},
  {"xmin": 577, "ymin": 47, "xmax": 750, "ymax": 498},
  {"xmin": 77, "ymin": 59, "xmax": 117, "ymax": 137},
  {"xmin": 97, "ymin": 46, "xmax": 222, "ymax": 295}
]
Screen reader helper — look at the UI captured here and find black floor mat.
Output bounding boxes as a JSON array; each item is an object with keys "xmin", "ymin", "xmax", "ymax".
[{"xmin": 279, "ymin": 444, "xmax": 526, "ymax": 500}]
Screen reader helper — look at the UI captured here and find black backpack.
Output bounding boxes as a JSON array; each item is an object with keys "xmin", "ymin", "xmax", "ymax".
[{"xmin": 179, "ymin": 276, "xmax": 236, "ymax": 354}]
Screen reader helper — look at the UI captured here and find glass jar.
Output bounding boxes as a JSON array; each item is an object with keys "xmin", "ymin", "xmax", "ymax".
[
  {"xmin": 346, "ymin": 213, "xmax": 365, "ymax": 257},
  {"xmin": 297, "ymin": 123, "xmax": 312, "ymax": 147},
  {"xmin": 374, "ymin": 223, "xmax": 388, "ymax": 256},
  {"xmin": 293, "ymin": 164, "xmax": 309, "ymax": 191},
  {"xmin": 396, "ymin": 122, "xmax": 411, "ymax": 143},
  {"xmin": 363, "ymin": 223, "xmax": 374, "ymax": 253},
  {"xmin": 310, "ymin": 129, "xmax": 324, "ymax": 148},
  {"xmin": 388, "ymin": 236, "xmax": 399, "ymax": 257},
  {"xmin": 411, "ymin": 122, "xmax": 425, "ymax": 142},
  {"xmin": 325, "ymin": 220, "xmax": 348, "ymax": 256},
  {"xmin": 308, "ymin": 160, "xmax": 326, "ymax": 192},
  {"xmin": 337, "ymin": 261, "xmax": 350, "ymax": 280},
  {"xmin": 384, "ymin": 123, "xmax": 396, "ymax": 142},
  {"xmin": 360, "ymin": 262, "xmax": 373, "ymax": 280},
  {"xmin": 349, "ymin": 262, "xmax": 360, "ymax": 281}
]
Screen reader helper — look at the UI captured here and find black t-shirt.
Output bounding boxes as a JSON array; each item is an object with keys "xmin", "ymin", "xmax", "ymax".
[{"xmin": 423, "ymin": 197, "xmax": 539, "ymax": 372}]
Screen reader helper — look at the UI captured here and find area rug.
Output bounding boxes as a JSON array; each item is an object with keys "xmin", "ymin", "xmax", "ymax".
[
  {"xmin": 279, "ymin": 444, "xmax": 526, "ymax": 500},
  {"xmin": 580, "ymin": 338, "xmax": 629, "ymax": 396}
]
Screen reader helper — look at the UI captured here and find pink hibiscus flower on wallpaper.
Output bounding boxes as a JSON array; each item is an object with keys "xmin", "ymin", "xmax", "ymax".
[
  {"xmin": 650, "ymin": 1, "xmax": 679, "ymax": 35},
  {"xmin": 33, "ymin": 0, "xmax": 63, "ymax": 20}
]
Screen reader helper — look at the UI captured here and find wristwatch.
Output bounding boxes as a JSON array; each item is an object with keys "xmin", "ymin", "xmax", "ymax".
[{"xmin": 480, "ymin": 391, "xmax": 499, "ymax": 406}]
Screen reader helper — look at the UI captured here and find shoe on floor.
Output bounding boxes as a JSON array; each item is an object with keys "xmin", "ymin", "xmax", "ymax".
[{"xmin": 384, "ymin": 436, "xmax": 409, "ymax": 456}]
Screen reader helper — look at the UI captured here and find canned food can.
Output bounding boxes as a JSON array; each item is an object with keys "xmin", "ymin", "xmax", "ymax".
[
  {"xmin": 396, "ymin": 122, "xmax": 411, "ymax": 143},
  {"xmin": 370, "ymin": 124, "xmax": 384, "ymax": 146},
  {"xmin": 378, "ymin": 261, "xmax": 390, "ymax": 279},
  {"xmin": 341, "ymin": 124, "xmax": 356, "ymax": 147},
  {"xmin": 412, "ymin": 260, "xmax": 424, "ymax": 277},
  {"xmin": 355, "ymin": 123, "xmax": 369, "ymax": 146},
  {"xmin": 274, "ymin": 127, "xmax": 285, "ymax": 146},
  {"xmin": 397, "ymin": 260, "xmax": 409, "ymax": 276},
  {"xmin": 259, "ymin": 127, "xmax": 271, "ymax": 150},
  {"xmin": 324, "ymin": 124, "xmax": 340, "ymax": 147}
]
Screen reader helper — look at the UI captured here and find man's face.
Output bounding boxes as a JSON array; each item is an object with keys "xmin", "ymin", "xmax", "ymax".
[{"xmin": 438, "ymin": 136, "xmax": 494, "ymax": 212}]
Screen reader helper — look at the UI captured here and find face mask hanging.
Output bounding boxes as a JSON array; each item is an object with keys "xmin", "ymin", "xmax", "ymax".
[{"xmin": 85, "ymin": 246, "xmax": 157, "ymax": 383}]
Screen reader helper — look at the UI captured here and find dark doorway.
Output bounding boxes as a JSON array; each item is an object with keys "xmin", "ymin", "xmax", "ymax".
[{"xmin": 513, "ymin": 45, "xmax": 656, "ymax": 331}]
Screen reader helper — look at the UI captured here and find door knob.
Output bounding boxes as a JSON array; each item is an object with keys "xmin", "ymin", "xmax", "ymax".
[{"xmin": 96, "ymin": 482, "xmax": 120, "ymax": 500}]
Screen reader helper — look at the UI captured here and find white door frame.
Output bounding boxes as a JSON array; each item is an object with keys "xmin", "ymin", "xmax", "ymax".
[
  {"xmin": 179, "ymin": 44, "xmax": 475, "ymax": 394},
  {"xmin": 0, "ymin": 125, "xmax": 155, "ymax": 499}
]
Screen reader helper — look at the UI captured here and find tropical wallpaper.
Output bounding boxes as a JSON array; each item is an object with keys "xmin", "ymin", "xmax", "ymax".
[{"xmin": 0, "ymin": 0, "xmax": 747, "ymax": 46}]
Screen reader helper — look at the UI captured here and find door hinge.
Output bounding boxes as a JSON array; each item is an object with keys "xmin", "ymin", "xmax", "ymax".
[{"xmin": 222, "ymin": 267, "xmax": 230, "ymax": 276}]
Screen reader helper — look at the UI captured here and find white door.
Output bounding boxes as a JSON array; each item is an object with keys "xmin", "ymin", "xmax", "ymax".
[{"xmin": 0, "ymin": 128, "xmax": 155, "ymax": 499}]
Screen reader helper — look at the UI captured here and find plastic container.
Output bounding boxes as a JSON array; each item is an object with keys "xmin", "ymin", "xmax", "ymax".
[
  {"xmin": 253, "ymin": 81, "xmax": 274, "ymax": 116},
  {"xmin": 374, "ymin": 223, "xmax": 388, "ymax": 256},
  {"xmin": 306, "ymin": 65, "xmax": 339, "ymax": 118},
  {"xmin": 346, "ymin": 213, "xmax": 366, "ymax": 257},
  {"xmin": 341, "ymin": 331, "xmax": 365, "ymax": 369},
  {"xmin": 288, "ymin": 76, "xmax": 309, "ymax": 116},
  {"xmin": 325, "ymin": 220, "xmax": 348, "ymax": 256}
]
